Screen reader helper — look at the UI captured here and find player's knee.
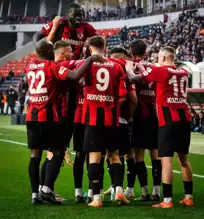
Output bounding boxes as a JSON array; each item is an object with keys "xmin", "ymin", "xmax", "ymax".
[
  {"xmin": 177, "ymin": 154, "xmax": 188, "ymax": 167},
  {"xmin": 88, "ymin": 163, "xmax": 101, "ymax": 182},
  {"xmin": 89, "ymin": 152, "xmax": 101, "ymax": 164},
  {"xmin": 30, "ymin": 149, "xmax": 42, "ymax": 158},
  {"xmin": 150, "ymin": 149, "xmax": 159, "ymax": 160},
  {"xmin": 108, "ymin": 150, "xmax": 120, "ymax": 163}
]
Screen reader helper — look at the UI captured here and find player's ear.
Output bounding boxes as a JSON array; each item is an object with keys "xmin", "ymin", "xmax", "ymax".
[
  {"xmin": 89, "ymin": 47, "xmax": 92, "ymax": 55},
  {"xmin": 163, "ymin": 56, "xmax": 166, "ymax": 62},
  {"xmin": 104, "ymin": 47, "xmax": 107, "ymax": 54}
]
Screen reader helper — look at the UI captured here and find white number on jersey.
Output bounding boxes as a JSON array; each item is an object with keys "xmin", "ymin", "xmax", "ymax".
[
  {"xmin": 27, "ymin": 70, "xmax": 47, "ymax": 94},
  {"xmin": 96, "ymin": 68, "xmax": 110, "ymax": 91},
  {"xmin": 168, "ymin": 75, "xmax": 188, "ymax": 97}
]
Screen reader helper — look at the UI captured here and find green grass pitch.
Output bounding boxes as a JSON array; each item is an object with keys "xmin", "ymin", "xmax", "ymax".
[{"xmin": 0, "ymin": 115, "xmax": 204, "ymax": 219}]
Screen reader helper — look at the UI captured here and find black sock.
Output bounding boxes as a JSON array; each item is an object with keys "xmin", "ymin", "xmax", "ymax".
[
  {"xmin": 110, "ymin": 163, "xmax": 124, "ymax": 188},
  {"xmin": 136, "ymin": 161, "xmax": 148, "ymax": 188},
  {"xmin": 44, "ymin": 155, "xmax": 63, "ymax": 190},
  {"xmin": 120, "ymin": 157, "xmax": 125, "ymax": 183},
  {"xmin": 126, "ymin": 158, "xmax": 136, "ymax": 188},
  {"xmin": 100, "ymin": 157, "xmax": 105, "ymax": 190},
  {"xmin": 88, "ymin": 163, "xmax": 101, "ymax": 195},
  {"xmin": 163, "ymin": 183, "xmax": 172, "ymax": 198},
  {"xmin": 73, "ymin": 152, "xmax": 86, "ymax": 189},
  {"xmin": 29, "ymin": 157, "xmax": 41, "ymax": 193},
  {"xmin": 183, "ymin": 181, "xmax": 193, "ymax": 195},
  {"xmin": 40, "ymin": 158, "xmax": 48, "ymax": 187},
  {"xmin": 107, "ymin": 159, "xmax": 114, "ymax": 185},
  {"xmin": 152, "ymin": 160, "xmax": 162, "ymax": 186}
]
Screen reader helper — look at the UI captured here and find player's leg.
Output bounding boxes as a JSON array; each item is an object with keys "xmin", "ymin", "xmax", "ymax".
[
  {"xmin": 27, "ymin": 122, "xmax": 43, "ymax": 204},
  {"xmin": 73, "ymin": 123, "xmax": 86, "ymax": 203},
  {"xmin": 125, "ymin": 149, "xmax": 136, "ymax": 198},
  {"xmin": 134, "ymin": 148, "xmax": 151, "ymax": 201},
  {"xmin": 83, "ymin": 125, "xmax": 103, "ymax": 207},
  {"xmin": 152, "ymin": 125, "xmax": 174, "ymax": 208},
  {"xmin": 40, "ymin": 122, "xmax": 64, "ymax": 204},
  {"xmin": 64, "ymin": 119, "xmax": 74, "ymax": 166},
  {"xmin": 177, "ymin": 121, "xmax": 194, "ymax": 206},
  {"xmin": 108, "ymin": 150, "xmax": 129, "ymax": 205},
  {"xmin": 149, "ymin": 149, "xmax": 161, "ymax": 201},
  {"xmin": 100, "ymin": 153, "xmax": 105, "ymax": 197},
  {"xmin": 104, "ymin": 157, "xmax": 114, "ymax": 198},
  {"xmin": 39, "ymin": 151, "xmax": 51, "ymax": 192},
  {"xmin": 177, "ymin": 153, "xmax": 194, "ymax": 206},
  {"xmin": 29, "ymin": 148, "xmax": 43, "ymax": 204},
  {"xmin": 88, "ymin": 152, "xmax": 102, "ymax": 207}
]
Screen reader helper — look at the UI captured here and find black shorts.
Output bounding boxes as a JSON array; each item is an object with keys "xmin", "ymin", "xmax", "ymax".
[
  {"xmin": 83, "ymin": 125, "xmax": 119, "ymax": 153},
  {"xmin": 26, "ymin": 121, "xmax": 65, "ymax": 151},
  {"xmin": 131, "ymin": 117, "xmax": 158, "ymax": 150},
  {"xmin": 118, "ymin": 123, "xmax": 132, "ymax": 156},
  {"xmin": 73, "ymin": 123, "xmax": 85, "ymax": 152},
  {"xmin": 158, "ymin": 121, "xmax": 191, "ymax": 157}
]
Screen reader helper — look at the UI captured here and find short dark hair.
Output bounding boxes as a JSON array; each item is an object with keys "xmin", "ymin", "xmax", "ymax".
[
  {"xmin": 160, "ymin": 46, "xmax": 175, "ymax": 59},
  {"xmin": 35, "ymin": 39, "xmax": 54, "ymax": 60},
  {"xmin": 160, "ymin": 46, "xmax": 175, "ymax": 54},
  {"xmin": 54, "ymin": 40, "xmax": 70, "ymax": 51},
  {"xmin": 68, "ymin": 3, "xmax": 81, "ymax": 12},
  {"xmin": 89, "ymin": 36, "xmax": 106, "ymax": 50},
  {"xmin": 130, "ymin": 39, "xmax": 147, "ymax": 57},
  {"xmin": 110, "ymin": 46, "xmax": 131, "ymax": 58}
]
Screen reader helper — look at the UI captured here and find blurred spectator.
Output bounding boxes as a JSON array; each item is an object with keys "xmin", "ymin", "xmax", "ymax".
[
  {"xmin": 193, "ymin": 111, "xmax": 204, "ymax": 133},
  {"xmin": 191, "ymin": 110, "xmax": 199, "ymax": 131},
  {"xmin": 6, "ymin": 85, "xmax": 18, "ymax": 115},
  {"xmin": 18, "ymin": 76, "xmax": 28, "ymax": 114}
]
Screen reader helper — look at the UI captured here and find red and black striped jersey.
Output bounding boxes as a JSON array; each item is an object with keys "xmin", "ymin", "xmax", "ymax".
[
  {"xmin": 77, "ymin": 58, "xmax": 127, "ymax": 127},
  {"xmin": 142, "ymin": 65, "xmax": 191, "ymax": 127},
  {"xmin": 109, "ymin": 58, "xmax": 136, "ymax": 121},
  {"xmin": 26, "ymin": 59, "xmax": 69, "ymax": 122},
  {"xmin": 133, "ymin": 58, "xmax": 156, "ymax": 118}
]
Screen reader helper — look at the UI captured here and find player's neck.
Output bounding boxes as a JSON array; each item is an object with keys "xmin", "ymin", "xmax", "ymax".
[
  {"xmin": 163, "ymin": 61, "xmax": 175, "ymax": 66},
  {"xmin": 91, "ymin": 51, "xmax": 104, "ymax": 57}
]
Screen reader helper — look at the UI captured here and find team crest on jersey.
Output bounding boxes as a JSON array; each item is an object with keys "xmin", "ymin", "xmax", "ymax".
[{"xmin": 77, "ymin": 31, "xmax": 84, "ymax": 40}]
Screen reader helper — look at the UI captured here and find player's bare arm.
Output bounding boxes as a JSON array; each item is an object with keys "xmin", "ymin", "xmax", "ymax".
[
  {"xmin": 47, "ymin": 16, "xmax": 62, "ymax": 42},
  {"xmin": 33, "ymin": 29, "xmax": 45, "ymax": 44},
  {"xmin": 125, "ymin": 61, "xmax": 145, "ymax": 83},
  {"xmin": 66, "ymin": 55, "xmax": 105, "ymax": 80}
]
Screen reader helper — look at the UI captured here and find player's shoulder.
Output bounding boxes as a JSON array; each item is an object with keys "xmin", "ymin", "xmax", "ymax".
[
  {"xmin": 109, "ymin": 58, "xmax": 126, "ymax": 68},
  {"xmin": 81, "ymin": 22, "xmax": 94, "ymax": 29}
]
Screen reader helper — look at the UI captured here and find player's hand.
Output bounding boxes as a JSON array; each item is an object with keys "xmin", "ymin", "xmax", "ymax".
[
  {"xmin": 125, "ymin": 60, "xmax": 136, "ymax": 73},
  {"xmin": 136, "ymin": 63, "xmax": 146, "ymax": 74},
  {"xmin": 89, "ymin": 54, "xmax": 106, "ymax": 63},
  {"xmin": 53, "ymin": 16, "xmax": 62, "ymax": 28}
]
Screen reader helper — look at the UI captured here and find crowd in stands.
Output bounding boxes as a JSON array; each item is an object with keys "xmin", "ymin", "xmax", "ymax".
[
  {"xmin": 119, "ymin": 10, "xmax": 204, "ymax": 64},
  {"xmin": 0, "ymin": 1, "xmax": 202, "ymax": 24}
]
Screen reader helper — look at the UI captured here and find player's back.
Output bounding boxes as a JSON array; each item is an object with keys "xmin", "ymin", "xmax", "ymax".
[
  {"xmin": 134, "ymin": 58, "xmax": 156, "ymax": 118},
  {"xmin": 82, "ymin": 59, "xmax": 127, "ymax": 126},
  {"xmin": 156, "ymin": 65, "xmax": 189, "ymax": 109},
  {"xmin": 26, "ymin": 59, "xmax": 60, "ymax": 122}
]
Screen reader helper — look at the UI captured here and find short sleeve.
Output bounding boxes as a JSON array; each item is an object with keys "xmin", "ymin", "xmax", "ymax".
[
  {"xmin": 118, "ymin": 65, "xmax": 127, "ymax": 98},
  {"xmin": 42, "ymin": 22, "xmax": 53, "ymax": 36},
  {"xmin": 141, "ymin": 67, "xmax": 162, "ymax": 83},
  {"xmin": 60, "ymin": 60, "xmax": 79, "ymax": 70},
  {"xmin": 52, "ymin": 63, "xmax": 70, "ymax": 80}
]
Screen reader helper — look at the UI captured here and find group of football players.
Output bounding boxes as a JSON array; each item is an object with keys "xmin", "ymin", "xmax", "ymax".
[{"xmin": 26, "ymin": 3, "xmax": 194, "ymax": 209}]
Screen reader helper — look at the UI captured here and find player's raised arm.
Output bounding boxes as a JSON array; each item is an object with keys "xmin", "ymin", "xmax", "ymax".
[
  {"xmin": 67, "ymin": 55, "xmax": 105, "ymax": 80},
  {"xmin": 33, "ymin": 29, "xmax": 46, "ymax": 44},
  {"xmin": 125, "ymin": 60, "xmax": 144, "ymax": 83},
  {"xmin": 46, "ymin": 17, "xmax": 62, "ymax": 42}
]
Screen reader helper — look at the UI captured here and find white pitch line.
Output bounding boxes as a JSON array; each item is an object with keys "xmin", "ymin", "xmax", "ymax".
[{"xmin": 0, "ymin": 138, "xmax": 204, "ymax": 179}]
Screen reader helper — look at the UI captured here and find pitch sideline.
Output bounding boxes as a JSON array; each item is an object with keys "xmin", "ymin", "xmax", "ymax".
[{"xmin": 0, "ymin": 138, "xmax": 204, "ymax": 179}]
